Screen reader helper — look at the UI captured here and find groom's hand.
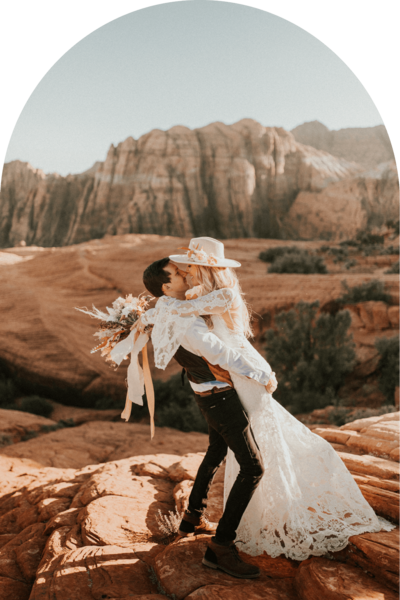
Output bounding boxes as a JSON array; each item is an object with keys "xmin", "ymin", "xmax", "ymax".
[{"xmin": 266, "ymin": 372, "xmax": 278, "ymax": 394}]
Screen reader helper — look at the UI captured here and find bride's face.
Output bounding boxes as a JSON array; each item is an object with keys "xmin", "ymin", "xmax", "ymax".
[{"xmin": 185, "ymin": 264, "xmax": 200, "ymax": 287}]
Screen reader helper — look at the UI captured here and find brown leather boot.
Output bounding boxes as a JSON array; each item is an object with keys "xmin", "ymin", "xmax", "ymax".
[
  {"xmin": 202, "ymin": 539, "xmax": 260, "ymax": 579},
  {"xmin": 178, "ymin": 511, "xmax": 217, "ymax": 537}
]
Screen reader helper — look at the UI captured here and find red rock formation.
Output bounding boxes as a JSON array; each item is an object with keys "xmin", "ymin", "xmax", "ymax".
[
  {"xmin": 291, "ymin": 121, "xmax": 395, "ymax": 169},
  {"xmin": 0, "ymin": 410, "xmax": 398, "ymax": 599},
  {"xmin": 283, "ymin": 160, "xmax": 399, "ymax": 241},
  {"xmin": 0, "ymin": 120, "xmax": 364, "ymax": 247}
]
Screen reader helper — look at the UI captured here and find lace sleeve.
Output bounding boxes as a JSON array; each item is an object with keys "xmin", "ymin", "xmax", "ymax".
[
  {"xmin": 165, "ymin": 288, "xmax": 236, "ymax": 317},
  {"xmin": 150, "ymin": 289, "xmax": 236, "ymax": 370}
]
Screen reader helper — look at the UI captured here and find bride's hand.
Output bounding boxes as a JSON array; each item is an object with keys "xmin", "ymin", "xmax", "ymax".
[
  {"xmin": 265, "ymin": 372, "xmax": 277, "ymax": 394},
  {"xmin": 185, "ymin": 285, "xmax": 203, "ymax": 300}
]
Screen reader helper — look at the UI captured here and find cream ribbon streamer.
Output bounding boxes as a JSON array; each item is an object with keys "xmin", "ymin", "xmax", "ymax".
[{"xmin": 110, "ymin": 328, "xmax": 155, "ymax": 438}]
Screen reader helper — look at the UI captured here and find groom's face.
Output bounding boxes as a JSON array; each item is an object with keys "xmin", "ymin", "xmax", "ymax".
[{"xmin": 162, "ymin": 263, "xmax": 189, "ymax": 297}]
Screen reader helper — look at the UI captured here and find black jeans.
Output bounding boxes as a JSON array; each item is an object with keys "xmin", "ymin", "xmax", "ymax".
[{"xmin": 188, "ymin": 387, "xmax": 264, "ymax": 544}]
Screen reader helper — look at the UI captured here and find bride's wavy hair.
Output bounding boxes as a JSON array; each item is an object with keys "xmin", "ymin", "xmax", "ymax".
[{"xmin": 190, "ymin": 265, "xmax": 253, "ymax": 338}]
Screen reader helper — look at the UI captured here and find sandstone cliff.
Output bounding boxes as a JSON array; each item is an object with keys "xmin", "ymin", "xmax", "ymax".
[
  {"xmin": 291, "ymin": 121, "xmax": 395, "ymax": 169},
  {"xmin": 283, "ymin": 160, "xmax": 399, "ymax": 241},
  {"xmin": 1, "ymin": 119, "xmax": 367, "ymax": 247}
]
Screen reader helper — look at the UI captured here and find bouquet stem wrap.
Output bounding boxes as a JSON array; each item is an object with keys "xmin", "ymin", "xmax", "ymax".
[{"xmin": 110, "ymin": 329, "xmax": 155, "ymax": 439}]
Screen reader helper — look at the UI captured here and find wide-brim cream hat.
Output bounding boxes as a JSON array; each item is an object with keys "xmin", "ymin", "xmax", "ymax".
[{"xmin": 169, "ymin": 237, "xmax": 241, "ymax": 268}]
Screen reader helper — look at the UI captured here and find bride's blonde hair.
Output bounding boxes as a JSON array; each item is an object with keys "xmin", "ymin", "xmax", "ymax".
[{"xmin": 189, "ymin": 265, "xmax": 253, "ymax": 338}]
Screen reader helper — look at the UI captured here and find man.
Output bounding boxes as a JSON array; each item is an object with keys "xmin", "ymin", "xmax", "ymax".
[{"xmin": 142, "ymin": 256, "xmax": 277, "ymax": 579}]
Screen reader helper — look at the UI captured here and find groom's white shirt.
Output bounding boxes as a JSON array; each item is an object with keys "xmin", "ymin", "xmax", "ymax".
[{"xmin": 178, "ymin": 316, "xmax": 272, "ymax": 392}]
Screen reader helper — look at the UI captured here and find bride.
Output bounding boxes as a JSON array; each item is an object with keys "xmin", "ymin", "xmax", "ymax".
[{"xmin": 136, "ymin": 237, "xmax": 394, "ymax": 561}]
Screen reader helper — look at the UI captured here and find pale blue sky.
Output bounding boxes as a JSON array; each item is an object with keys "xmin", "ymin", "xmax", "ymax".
[{"xmin": 5, "ymin": 1, "xmax": 383, "ymax": 176}]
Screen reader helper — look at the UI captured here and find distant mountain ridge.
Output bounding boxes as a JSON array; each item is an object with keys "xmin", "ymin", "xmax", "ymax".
[
  {"xmin": 0, "ymin": 119, "xmax": 397, "ymax": 247},
  {"xmin": 291, "ymin": 121, "xmax": 394, "ymax": 169}
]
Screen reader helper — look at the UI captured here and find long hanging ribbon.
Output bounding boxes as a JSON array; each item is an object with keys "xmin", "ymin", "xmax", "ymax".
[
  {"xmin": 141, "ymin": 342, "xmax": 155, "ymax": 439},
  {"xmin": 111, "ymin": 328, "xmax": 156, "ymax": 439}
]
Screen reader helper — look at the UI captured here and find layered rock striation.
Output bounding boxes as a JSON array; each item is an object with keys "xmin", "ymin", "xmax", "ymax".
[{"xmin": 1, "ymin": 119, "xmax": 369, "ymax": 247}]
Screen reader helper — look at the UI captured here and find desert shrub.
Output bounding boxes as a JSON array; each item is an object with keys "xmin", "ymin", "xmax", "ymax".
[
  {"xmin": 40, "ymin": 418, "xmax": 76, "ymax": 433},
  {"xmin": 339, "ymin": 239, "xmax": 359, "ymax": 248},
  {"xmin": 94, "ymin": 395, "xmax": 146, "ymax": 420},
  {"xmin": 375, "ymin": 336, "xmax": 399, "ymax": 404},
  {"xmin": 386, "ymin": 219, "xmax": 400, "ymax": 235},
  {"xmin": 362, "ymin": 244, "xmax": 384, "ymax": 257},
  {"xmin": 320, "ymin": 246, "xmax": 349, "ymax": 262},
  {"xmin": 337, "ymin": 232, "xmax": 384, "ymax": 255},
  {"xmin": 385, "ymin": 261, "xmax": 399, "ymax": 274},
  {"xmin": 344, "ymin": 259, "xmax": 357, "ymax": 270},
  {"xmin": 347, "ymin": 406, "xmax": 397, "ymax": 423},
  {"xmin": 0, "ymin": 433, "xmax": 12, "ymax": 448},
  {"xmin": 268, "ymin": 252, "xmax": 328, "ymax": 274},
  {"xmin": 329, "ymin": 405, "xmax": 397, "ymax": 426},
  {"xmin": 18, "ymin": 396, "xmax": 54, "ymax": 418},
  {"xmin": 152, "ymin": 374, "xmax": 208, "ymax": 433},
  {"xmin": 356, "ymin": 232, "xmax": 384, "ymax": 246},
  {"xmin": 95, "ymin": 397, "xmax": 126, "ymax": 410},
  {"xmin": 336, "ymin": 280, "xmax": 391, "ymax": 304},
  {"xmin": 264, "ymin": 301, "xmax": 356, "ymax": 413},
  {"xmin": 0, "ymin": 379, "xmax": 19, "ymax": 407},
  {"xmin": 329, "ymin": 407, "xmax": 351, "ymax": 427},
  {"xmin": 259, "ymin": 246, "xmax": 300, "ymax": 262},
  {"xmin": 380, "ymin": 245, "xmax": 399, "ymax": 256}
]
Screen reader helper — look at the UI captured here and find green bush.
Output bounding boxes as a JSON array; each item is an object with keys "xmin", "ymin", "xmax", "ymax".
[
  {"xmin": 344, "ymin": 259, "xmax": 357, "ymax": 270},
  {"xmin": 356, "ymin": 232, "xmax": 384, "ymax": 246},
  {"xmin": 264, "ymin": 301, "xmax": 356, "ymax": 413},
  {"xmin": 339, "ymin": 239, "xmax": 359, "ymax": 248},
  {"xmin": 320, "ymin": 246, "xmax": 349, "ymax": 262},
  {"xmin": 385, "ymin": 261, "xmax": 399, "ymax": 274},
  {"xmin": 386, "ymin": 219, "xmax": 400, "ymax": 235},
  {"xmin": 18, "ymin": 396, "xmax": 54, "ymax": 418},
  {"xmin": 95, "ymin": 395, "xmax": 146, "ymax": 420},
  {"xmin": 0, "ymin": 379, "xmax": 19, "ymax": 407},
  {"xmin": 375, "ymin": 336, "xmax": 399, "ymax": 404},
  {"xmin": 329, "ymin": 407, "xmax": 351, "ymax": 427},
  {"xmin": 337, "ymin": 280, "xmax": 391, "ymax": 304},
  {"xmin": 0, "ymin": 433, "xmax": 12, "ymax": 448},
  {"xmin": 95, "ymin": 397, "xmax": 126, "ymax": 410},
  {"xmin": 329, "ymin": 405, "xmax": 397, "ymax": 426},
  {"xmin": 40, "ymin": 418, "xmax": 76, "ymax": 433},
  {"xmin": 380, "ymin": 245, "xmax": 399, "ymax": 256},
  {"xmin": 259, "ymin": 246, "xmax": 300, "ymax": 263},
  {"xmin": 268, "ymin": 252, "xmax": 328, "ymax": 274},
  {"xmin": 153, "ymin": 374, "xmax": 208, "ymax": 433}
]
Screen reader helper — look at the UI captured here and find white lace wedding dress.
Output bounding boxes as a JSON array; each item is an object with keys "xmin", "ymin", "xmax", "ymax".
[
  {"xmin": 140, "ymin": 288, "xmax": 395, "ymax": 560},
  {"xmin": 212, "ymin": 313, "xmax": 394, "ymax": 559}
]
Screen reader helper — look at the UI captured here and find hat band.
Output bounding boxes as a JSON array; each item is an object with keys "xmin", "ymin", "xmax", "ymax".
[{"xmin": 178, "ymin": 245, "xmax": 219, "ymax": 266}]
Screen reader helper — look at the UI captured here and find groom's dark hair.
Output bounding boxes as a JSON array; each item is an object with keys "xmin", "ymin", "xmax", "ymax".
[{"xmin": 143, "ymin": 257, "xmax": 171, "ymax": 297}]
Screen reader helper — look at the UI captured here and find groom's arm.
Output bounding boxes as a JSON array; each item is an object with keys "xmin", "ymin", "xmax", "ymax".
[{"xmin": 181, "ymin": 318, "xmax": 272, "ymax": 386}]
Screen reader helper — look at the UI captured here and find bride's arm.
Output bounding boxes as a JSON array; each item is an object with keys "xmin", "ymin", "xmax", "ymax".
[
  {"xmin": 137, "ymin": 287, "xmax": 235, "ymax": 328},
  {"xmin": 165, "ymin": 288, "xmax": 237, "ymax": 317}
]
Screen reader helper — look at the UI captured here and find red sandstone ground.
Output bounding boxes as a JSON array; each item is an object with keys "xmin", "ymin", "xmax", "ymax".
[{"xmin": 0, "ymin": 408, "xmax": 398, "ymax": 600}]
